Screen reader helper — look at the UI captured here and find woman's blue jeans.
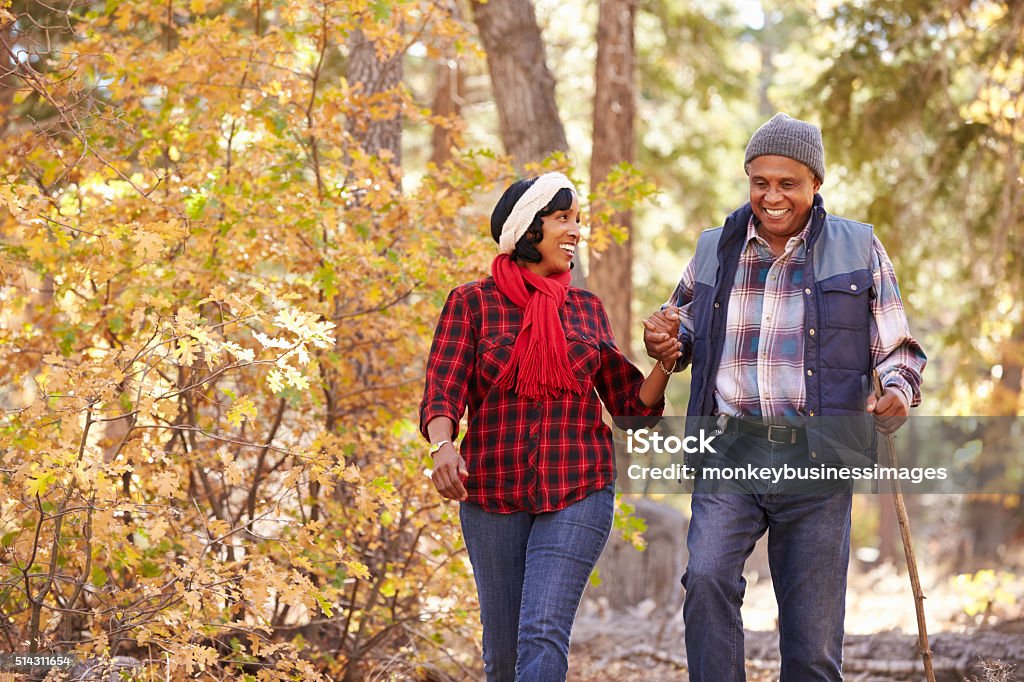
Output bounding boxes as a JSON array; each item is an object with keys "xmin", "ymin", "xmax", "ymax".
[
  {"xmin": 683, "ymin": 433, "xmax": 853, "ymax": 682},
  {"xmin": 459, "ymin": 484, "xmax": 614, "ymax": 682}
]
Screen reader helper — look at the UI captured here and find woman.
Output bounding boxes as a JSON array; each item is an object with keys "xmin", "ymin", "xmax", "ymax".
[{"xmin": 419, "ymin": 172, "xmax": 677, "ymax": 681}]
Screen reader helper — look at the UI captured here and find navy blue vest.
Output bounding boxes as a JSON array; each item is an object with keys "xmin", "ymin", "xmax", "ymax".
[{"xmin": 685, "ymin": 196, "xmax": 878, "ymax": 465}]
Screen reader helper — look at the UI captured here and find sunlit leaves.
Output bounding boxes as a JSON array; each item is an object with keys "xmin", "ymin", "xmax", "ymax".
[{"xmin": 0, "ymin": 0, "xmax": 497, "ymax": 676}]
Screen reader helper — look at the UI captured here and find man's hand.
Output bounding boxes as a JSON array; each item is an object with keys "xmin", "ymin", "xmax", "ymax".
[
  {"xmin": 867, "ymin": 387, "xmax": 909, "ymax": 435},
  {"xmin": 643, "ymin": 306, "xmax": 682, "ymax": 364},
  {"xmin": 431, "ymin": 443, "xmax": 468, "ymax": 501}
]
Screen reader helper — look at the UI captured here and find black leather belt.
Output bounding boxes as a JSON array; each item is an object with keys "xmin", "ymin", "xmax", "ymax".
[{"xmin": 723, "ymin": 417, "xmax": 806, "ymax": 445}]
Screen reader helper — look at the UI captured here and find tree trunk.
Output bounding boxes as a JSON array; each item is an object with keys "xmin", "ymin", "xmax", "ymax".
[
  {"xmin": 587, "ymin": 0, "xmax": 635, "ymax": 352},
  {"xmin": 430, "ymin": 2, "xmax": 463, "ymax": 168},
  {"xmin": 470, "ymin": 0, "xmax": 586, "ymax": 287},
  {"xmin": 469, "ymin": 0, "xmax": 568, "ymax": 168},
  {"xmin": 430, "ymin": 59, "xmax": 462, "ymax": 168},
  {"xmin": 346, "ymin": 28, "xmax": 403, "ymax": 166},
  {"xmin": 961, "ymin": 317, "xmax": 1024, "ymax": 568}
]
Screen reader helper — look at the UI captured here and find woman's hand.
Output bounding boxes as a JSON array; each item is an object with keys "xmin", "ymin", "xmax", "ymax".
[
  {"xmin": 643, "ymin": 306, "xmax": 682, "ymax": 364},
  {"xmin": 431, "ymin": 443, "xmax": 468, "ymax": 501}
]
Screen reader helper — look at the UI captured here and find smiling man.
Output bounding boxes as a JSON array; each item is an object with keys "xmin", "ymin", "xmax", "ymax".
[{"xmin": 643, "ymin": 113, "xmax": 927, "ymax": 681}]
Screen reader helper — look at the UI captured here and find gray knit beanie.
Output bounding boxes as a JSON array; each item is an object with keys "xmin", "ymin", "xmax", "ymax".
[{"xmin": 744, "ymin": 113, "xmax": 825, "ymax": 183}]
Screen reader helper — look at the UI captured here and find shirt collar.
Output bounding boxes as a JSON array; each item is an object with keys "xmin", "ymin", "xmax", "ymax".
[{"xmin": 745, "ymin": 214, "xmax": 813, "ymax": 256}]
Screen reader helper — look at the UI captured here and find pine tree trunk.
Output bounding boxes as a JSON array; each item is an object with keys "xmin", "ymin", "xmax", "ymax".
[
  {"xmin": 469, "ymin": 0, "xmax": 568, "ymax": 167},
  {"xmin": 430, "ymin": 60, "xmax": 462, "ymax": 168},
  {"xmin": 961, "ymin": 318, "xmax": 1024, "ymax": 568},
  {"xmin": 430, "ymin": 1, "xmax": 463, "ymax": 168},
  {"xmin": 470, "ymin": 0, "xmax": 586, "ymax": 286},
  {"xmin": 587, "ymin": 0, "xmax": 635, "ymax": 351},
  {"xmin": 346, "ymin": 28, "xmax": 403, "ymax": 165}
]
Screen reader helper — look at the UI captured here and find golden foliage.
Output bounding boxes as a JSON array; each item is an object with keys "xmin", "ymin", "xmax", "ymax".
[{"xmin": 0, "ymin": 0, "xmax": 507, "ymax": 677}]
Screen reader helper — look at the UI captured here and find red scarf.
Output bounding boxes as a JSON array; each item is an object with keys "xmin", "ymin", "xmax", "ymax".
[{"xmin": 491, "ymin": 254, "xmax": 583, "ymax": 400}]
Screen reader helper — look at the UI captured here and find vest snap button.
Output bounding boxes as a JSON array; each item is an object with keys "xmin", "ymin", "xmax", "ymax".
[
  {"xmin": 809, "ymin": 328, "xmax": 815, "ymax": 336},
  {"xmin": 807, "ymin": 369, "xmax": 813, "ymax": 376},
  {"xmin": 804, "ymin": 288, "xmax": 811, "ymax": 295},
  {"xmin": 850, "ymin": 284, "xmax": 858, "ymax": 291},
  {"xmin": 714, "ymin": 302, "xmax": 720, "ymax": 308}
]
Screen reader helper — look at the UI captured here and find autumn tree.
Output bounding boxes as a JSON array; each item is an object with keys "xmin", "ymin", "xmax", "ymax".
[
  {"xmin": 587, "ymin": 0, "xmax": 636, "ymax": 351},
  {"xmin": 809, "ymin": 0, "xmax": 1024, "ymax": 566},
  {"xmin": 0, "ymin": 0, "xmax": 502, "ymax": 677}
]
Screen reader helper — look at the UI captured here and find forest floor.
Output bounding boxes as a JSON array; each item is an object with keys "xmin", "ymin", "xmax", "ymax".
[{"xmin": 567, "ymin": 561, "xmax": 1024, "ymax": 682}]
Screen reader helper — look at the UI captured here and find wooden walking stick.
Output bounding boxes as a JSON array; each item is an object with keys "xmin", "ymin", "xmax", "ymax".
[{"xmin": 872, "ymin": 371, "xmax": 936, "ymax": 682}]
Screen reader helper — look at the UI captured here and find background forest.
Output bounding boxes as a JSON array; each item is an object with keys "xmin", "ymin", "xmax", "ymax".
[{"xmin": 1, "ymin": 0, "xmax": 1022, "ymax": 679}]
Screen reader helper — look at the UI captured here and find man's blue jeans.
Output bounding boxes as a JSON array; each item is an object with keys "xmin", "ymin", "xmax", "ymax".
[
  {"xmin": 683, "ymin": 433, "xmax": 853, "ymax": 682},
  {"xmin": 459, "ymin": 484, "xmax": 614, "ymax": 682}
]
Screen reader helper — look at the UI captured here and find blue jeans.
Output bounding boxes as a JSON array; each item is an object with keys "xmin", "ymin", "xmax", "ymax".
[
  {"xmin": 460, "ymin": 484, "xmax": 614, "ymax": 682},
  {"xmin": 683, "ymin": 434, "xmax": 852, "ymax": 681}
]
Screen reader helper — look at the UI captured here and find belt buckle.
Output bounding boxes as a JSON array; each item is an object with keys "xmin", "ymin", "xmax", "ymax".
[{"xmin": 766, "ymin": 425, "xmax": 792, "ymax": 444}]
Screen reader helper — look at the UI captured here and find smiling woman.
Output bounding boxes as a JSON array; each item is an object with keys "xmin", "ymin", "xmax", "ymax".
[
  {"xmin": 520, "ymin": 189, "xmax": 580, "ymax": 277},
  {"xmin": 418, "ymin": 172, "xmax": 677, "ymax": 682}
]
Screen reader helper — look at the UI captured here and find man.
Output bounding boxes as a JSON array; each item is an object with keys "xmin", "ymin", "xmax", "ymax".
[{"xmin": 643, "ymin": 113, "xmax": 926, "ymax": 681}]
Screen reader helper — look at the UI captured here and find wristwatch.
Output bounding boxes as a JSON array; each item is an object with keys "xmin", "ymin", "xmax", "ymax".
[{"xmin": 429, "ymin": 440, "xmax": 451, "ymax": 456}]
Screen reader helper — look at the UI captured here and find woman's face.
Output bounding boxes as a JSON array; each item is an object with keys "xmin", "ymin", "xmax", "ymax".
[{"xmin": 522, "ymin": 194, "xmax": 581, "ymax": 278}]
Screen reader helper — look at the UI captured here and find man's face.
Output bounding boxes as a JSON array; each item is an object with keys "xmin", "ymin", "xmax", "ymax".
[{"xmin": 747, "ymin": 155, "xmax": 821, "ymax": 244}]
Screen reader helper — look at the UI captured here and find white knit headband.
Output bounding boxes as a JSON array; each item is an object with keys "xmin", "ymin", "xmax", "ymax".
[{"xmin": 498, "ymin": 172, "xmax": 577, "ymax": 254}]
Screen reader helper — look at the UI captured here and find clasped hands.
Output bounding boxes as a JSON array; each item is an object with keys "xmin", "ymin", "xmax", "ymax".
[{"xmin": 642, "ymin": 305, "xmax": 683, "ymax": 367}]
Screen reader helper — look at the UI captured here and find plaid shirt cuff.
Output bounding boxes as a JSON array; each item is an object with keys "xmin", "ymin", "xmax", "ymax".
[
  {"xmin": 419, "ymin": 401, "xmax": 463, "ymax": 441},
  {"xmin": 880, "ymin": 371, "xmax": 915, "ymax": 408}
]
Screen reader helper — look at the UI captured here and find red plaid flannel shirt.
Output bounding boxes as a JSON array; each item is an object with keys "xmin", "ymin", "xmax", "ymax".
[{"xmin": 420, "ymin": 277, "xmax": 664, "ymax": 513}]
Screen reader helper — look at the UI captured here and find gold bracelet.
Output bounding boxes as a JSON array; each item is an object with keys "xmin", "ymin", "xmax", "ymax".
[{"xmin": 658, "ymin": 359, "xmax": 673, "ymax": 376}]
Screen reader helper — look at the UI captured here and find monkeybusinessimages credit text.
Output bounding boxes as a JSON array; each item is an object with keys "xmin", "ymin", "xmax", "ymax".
[{"xmin": 623, "ymin": 428, "xmax": 950, "ymax": 485}]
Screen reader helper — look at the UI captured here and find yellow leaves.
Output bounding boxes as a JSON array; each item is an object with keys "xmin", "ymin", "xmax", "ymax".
[
  {"xmin": 225, "ymin": 396, "xmax": 257, "ymax": 427},
  {"xmin": 25, "ymin": 233, "xmax": 52, "ymax": 263},
  {"xmin": 140, "ymin": 292, "xmax": 175, "ymax": 311},
  {"xmin": 222, "ymin": 341, "xmax": 255, "ymax": 363},
  {"xmin": 266, "ymin": 366, "xmax": 309, "ymax": 393},
  {"xmin": 314, "ymin": 591, "xmax": 334, "ymax": 618},
  {"xmin": 183, "ymin": 590, "xmax": 203, "ymax": 612},
  {"xmin": 128, "ymin": 220, "xmax": 189, "ymax": 262},
  {"xmin": 135, "ymin": 231, "xmax": 165, "ymax": 260},
  {"xmin": 972, "ymin": 0, "xmax": 1008, "ymax": 31},
  {"xmin": 174, "ymin": 337, "xmax": 196, "ymax": 367},
  {"xmin": 113, "ymin": 3, "xmax": 134, "ymax": 32},
  {"xmin": 953, "ymin": 569, "xmax": 1021, "ymax": 619},
  {"xmin": 152, "ymin": 470, "xmax": 183, "ymax": 498},
  {"xmin": 205, "ymin": 518, "xmax": 231, "ymax": 539},
  {"xmin": 343, "ymin": 560, "xmax": 371, "ymax": 581},
  {"xmin": 25, "ymin": 470, "xmax": 55, "ymax": 497},
  {"xmin": 145, "ymin": 517, "xmax": 170, "ymax": 544},
  {"xmin": 219, "ymin": 450, "xmax": 245, "ymax": 486},
  {"xmin": 0, "ymin": 1, "xmax": 495, "ymax": 673},
  {"xmin": 273, "ymin": 308, "xmax": 335, "ymax": 346},
  {"xmin": 192, "ymin": 646, "xmax": 219, "ymax": 671},
  {"xmin": 0, "ymin": 177, "xmax": 40, "ymax": 213}
]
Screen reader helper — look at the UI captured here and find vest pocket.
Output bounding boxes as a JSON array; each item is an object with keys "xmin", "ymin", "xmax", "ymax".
[{"xmin": 820, "ymin": 270, "xmax": 873, "ymax": 330}]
